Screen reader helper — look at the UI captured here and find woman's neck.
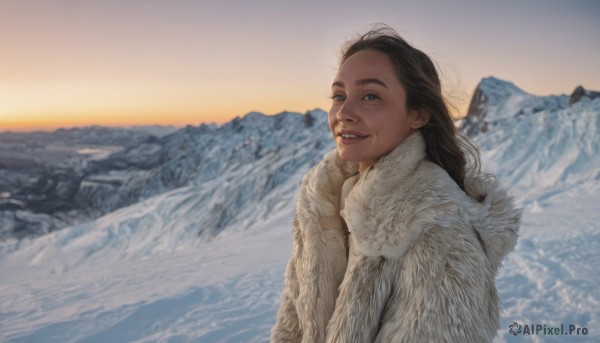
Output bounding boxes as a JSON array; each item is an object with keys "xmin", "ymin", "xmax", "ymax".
[{"xmin": 358, "ymin": 160, "xmax": 375, "ymax": 173}]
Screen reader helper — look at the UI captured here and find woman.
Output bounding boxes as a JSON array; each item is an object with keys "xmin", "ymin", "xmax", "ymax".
[{"xmin": 271, "ymin": 26, "xmax": 521, "ymax": 343}]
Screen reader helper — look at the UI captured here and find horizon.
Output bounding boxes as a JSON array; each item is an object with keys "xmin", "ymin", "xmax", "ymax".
[
  {"xmin": 1, "ymin": 0, "xmax": 599, "ymax": 132},
  {"xmin": 0, "ymin": 107, "xmax": 324, "ymax": 133},
  {"xmin": 2, "ymin": 76, "xmax": 589, "ymax": 134}
]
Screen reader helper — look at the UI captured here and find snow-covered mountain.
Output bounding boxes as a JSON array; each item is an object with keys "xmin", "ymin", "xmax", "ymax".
[
  {"xmin": 0, "ymin": 126, "xmax": 163, "ymax": 238},
  {"xmin": 0, "ymin": 78, "xmax": 598, "ymax": 342},
  {"xmin": 0, "ymin": 113, "xmax": 329, "ymax": 240},
  {"xmin": 0, "ymin": 110, "xmax": 335, "ymax": 269},
  {"xmin": 127, "ymin": 125, "xmax": 179, "ymax": 138},
  {"xmin": 461, "ymin": 77, "xmax": 599, "ymax": 200}
]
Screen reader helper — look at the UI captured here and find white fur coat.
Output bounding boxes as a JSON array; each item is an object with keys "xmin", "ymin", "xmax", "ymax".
[{"xmin": 271, "ymin": 132, "xmax": 521, "ymax": 342}]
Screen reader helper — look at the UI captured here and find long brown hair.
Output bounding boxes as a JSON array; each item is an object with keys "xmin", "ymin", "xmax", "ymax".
[{"xmin": 340, "ymin": 25, "xmax": 480, "ymax": 191}]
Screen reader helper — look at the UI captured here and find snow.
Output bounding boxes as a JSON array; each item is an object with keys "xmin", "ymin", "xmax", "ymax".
[
  {"xmin": 494, "ymin": 189, "xmax": 600, "ymax": 342},
  {"xmin": 0, "ymin": 203, "xmax": 294, "ymax": 343},
  {"xmin": 1, "ymin": 79, "xmax": 599, "ymax": 342}
]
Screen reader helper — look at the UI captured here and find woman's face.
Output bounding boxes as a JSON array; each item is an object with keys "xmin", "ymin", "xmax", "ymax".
[{"xmin": 328, "ymin": 49, "xmax": 426, "ymax": 172}]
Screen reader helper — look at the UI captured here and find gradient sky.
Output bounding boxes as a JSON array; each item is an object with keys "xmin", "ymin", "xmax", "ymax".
[{"xmin": 1, "ymin": 0, "xmax": 598, "ymax": 131}]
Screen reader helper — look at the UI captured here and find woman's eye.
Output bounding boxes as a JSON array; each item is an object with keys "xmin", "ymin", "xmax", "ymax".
[
  {"xmin": 363, "ymin": 93, "xmax": 379, "ymax": 101},
  {"xmin": 331, "ymin": 94, "xmax": 346, "ymax": 102}
]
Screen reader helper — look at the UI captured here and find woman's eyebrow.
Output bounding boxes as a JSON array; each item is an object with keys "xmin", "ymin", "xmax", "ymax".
[
  {"xmin": 331, "ymin": 78, "xmax": 388, "ymax": 89},
  {"xmin": 357, "ymin": 78, "xmax": 388, "ymax": 88}
]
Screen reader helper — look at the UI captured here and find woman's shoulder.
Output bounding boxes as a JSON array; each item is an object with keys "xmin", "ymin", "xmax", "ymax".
[
  {"xmin": 407, "ymin": 160, "xmax": 520, "ymax": 273},
  {"xmin": 413, "ymin": 159, "xmax": 465, "ymax": 196}
]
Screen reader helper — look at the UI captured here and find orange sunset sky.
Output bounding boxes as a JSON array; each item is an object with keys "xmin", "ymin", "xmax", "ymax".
[{"xmin": 1, "ymin": 0, "xmax": 599, "ymax": 132}]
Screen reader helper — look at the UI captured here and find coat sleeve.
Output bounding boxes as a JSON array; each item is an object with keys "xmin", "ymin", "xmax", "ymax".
[
  {"xmin": 392, "ymin": 224, "xmax": 498, "ymax": 342},
  {"xmin": 271, "ymin": 218, "xmax": 349, "ymax": 343},
  {"xmin": 325, "ymin": 255, "xmax": 393, "ymax": 343},
  {"xmin": 271, "ymin": 150, "xmax": 358, "ymax": 342}
]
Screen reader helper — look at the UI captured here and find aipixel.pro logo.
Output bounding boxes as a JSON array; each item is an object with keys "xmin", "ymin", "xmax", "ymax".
[
  {"xmin": 509, "ymin": 322, "xmax": 588, "ymax": 336},
  {"xmin": 509, "ymin": 322, "xmax": 522, "ymax": 335}
]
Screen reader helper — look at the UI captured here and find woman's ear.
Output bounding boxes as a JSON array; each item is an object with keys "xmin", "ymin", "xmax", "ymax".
[{"xmin": 409, "ymin": 109, "xmax": 429, "ymax": 129}]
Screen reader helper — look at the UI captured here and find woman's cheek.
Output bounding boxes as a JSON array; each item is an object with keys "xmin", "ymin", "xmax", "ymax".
[{"xmin": 327, "ymin": 115, "xmax": 338, "ymax": 137}]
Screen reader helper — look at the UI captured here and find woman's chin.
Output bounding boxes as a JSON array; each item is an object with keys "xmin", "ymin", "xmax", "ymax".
[{"xmin": 336, "ymin": 149, "xmax": 362, "ymax": 162}]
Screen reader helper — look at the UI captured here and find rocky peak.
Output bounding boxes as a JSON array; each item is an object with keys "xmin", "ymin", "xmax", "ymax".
[
  {"xmin": 569, "ymin": 85, "xmax": 600, "ymax": 106},
  {"xmin": 461, "ymin": 77, "xmax": 527, "ymax": 136}
]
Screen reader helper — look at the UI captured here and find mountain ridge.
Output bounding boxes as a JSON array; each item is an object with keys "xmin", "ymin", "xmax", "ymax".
[
  {"xmin": 1, "ymin": 77, "xmax": 598, "ymax": 242},
  {"xmin": 0, "ymin": 109, "xmax": 332, "ymax": 241}
]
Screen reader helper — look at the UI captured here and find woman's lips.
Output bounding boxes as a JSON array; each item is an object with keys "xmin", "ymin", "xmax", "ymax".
[{"xmin": 337, "ymin": 130, "xmax": 369, "ymax": 145}]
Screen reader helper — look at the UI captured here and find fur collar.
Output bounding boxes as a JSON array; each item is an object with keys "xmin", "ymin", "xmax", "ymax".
[{"xmin": 340, "ymin": 131, "xmax": 520, "ymax": 268}]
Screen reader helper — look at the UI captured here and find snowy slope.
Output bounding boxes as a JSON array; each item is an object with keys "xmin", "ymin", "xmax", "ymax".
[
  {"xmin": 0, "ymin": 110, "xmax": 334, "ymax": 268},
  {"xmin": 1, "ymin": 79, "xmax": 599, "ymax": 342},
  {"xmin": 0, "ymin": 209, "xmax": 294, "ymax": 343},
  {"xmin": 495, "ymin": 190, "xmax": 600, "ymax": 342}
]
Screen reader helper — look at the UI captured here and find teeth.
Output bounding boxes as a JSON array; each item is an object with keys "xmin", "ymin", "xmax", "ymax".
[{"xmin": 341, "ymin": 134, "xmax": 358, "ymax": 138}]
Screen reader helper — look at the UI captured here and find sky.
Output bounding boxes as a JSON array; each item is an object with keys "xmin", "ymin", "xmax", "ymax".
[{"xmin": 1, "ymin": 0, "xmax": 598, "ymax": 132}]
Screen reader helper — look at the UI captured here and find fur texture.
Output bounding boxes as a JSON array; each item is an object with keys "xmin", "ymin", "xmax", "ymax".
[{"xmin": 271, "ymin": 132, "xmax": 521, "ymax": 343}]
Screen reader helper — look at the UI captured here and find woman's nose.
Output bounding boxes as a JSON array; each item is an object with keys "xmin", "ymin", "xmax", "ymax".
[{"xmin": 337, "ymin": 99, "xmax": 358, "ymax": 123}]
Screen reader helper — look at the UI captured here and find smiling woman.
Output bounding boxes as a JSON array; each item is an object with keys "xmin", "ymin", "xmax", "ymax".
[
  {"xmin": 271, "ymin": 25, "xmax": 521, "ymax": 343},
  {"xmin": 329, "ymin": 50, "xmax": 429, "ymax": 173}
]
